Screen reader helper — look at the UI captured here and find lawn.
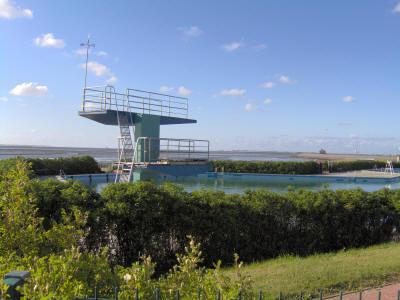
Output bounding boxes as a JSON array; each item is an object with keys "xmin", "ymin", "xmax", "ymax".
[{"xmin": 224, "ymin": 242, "xmax": 400, "ymax": 299}]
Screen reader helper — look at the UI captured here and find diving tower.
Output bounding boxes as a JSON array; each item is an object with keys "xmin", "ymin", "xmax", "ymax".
[{"xmin": 79, "ymin": 85, "xmax": 211, "ymax": 182}]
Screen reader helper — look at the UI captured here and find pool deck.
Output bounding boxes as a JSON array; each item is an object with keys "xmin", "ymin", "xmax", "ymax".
[{"xmin": 323, "ymin": 170, "xmax": 400, "ymax": 179}]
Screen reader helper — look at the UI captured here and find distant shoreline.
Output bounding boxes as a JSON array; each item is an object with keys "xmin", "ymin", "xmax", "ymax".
[
  {"xmin": 1, "ymin": 144, "xmax": 397, "ymax": 162},
  {"xmin": 295, "ymin": 152, "xmax": 397, "ymax": 161}
]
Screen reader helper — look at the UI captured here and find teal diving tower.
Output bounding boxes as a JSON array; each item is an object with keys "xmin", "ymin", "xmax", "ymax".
[{"xmin": 78, "ymin": 85, "xmax": 211, "ymax": 182}]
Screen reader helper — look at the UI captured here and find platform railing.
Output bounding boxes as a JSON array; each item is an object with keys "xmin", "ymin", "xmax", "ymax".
[
  {"xmin": 82, "ymin": 85, "xmax": 189, "ymax": 118},
  {"xmin": 134, "ymin": 137, "xmax": 210, "ymax": 163}
]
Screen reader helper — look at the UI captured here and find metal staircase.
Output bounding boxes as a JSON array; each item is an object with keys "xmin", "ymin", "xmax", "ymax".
[{"xmin": 115, "ymin": 96, "xmax": 136, "ymax": 183}]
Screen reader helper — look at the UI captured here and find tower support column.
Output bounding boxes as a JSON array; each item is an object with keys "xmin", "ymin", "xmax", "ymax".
[{"xmin": 133, "ymin": 114, "xmax": 161, "ymax": 163}]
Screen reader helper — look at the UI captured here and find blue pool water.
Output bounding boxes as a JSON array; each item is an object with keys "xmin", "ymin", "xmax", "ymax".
[{"xmin": 64, "ymin": 172, "xmax": 400, "ymax": 194}]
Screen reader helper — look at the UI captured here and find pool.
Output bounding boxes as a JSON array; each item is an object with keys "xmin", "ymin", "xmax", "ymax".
[{"xmin": 63, "ymin": 172, "xmax": 400, "ymax": 194}]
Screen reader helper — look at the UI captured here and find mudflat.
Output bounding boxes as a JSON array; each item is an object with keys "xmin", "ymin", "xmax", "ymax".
[{"xmin": 295, "ymin": 152, "xmax": 397, "ymax": 161}]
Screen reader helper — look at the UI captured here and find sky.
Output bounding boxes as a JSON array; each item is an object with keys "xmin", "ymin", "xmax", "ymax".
[{"xmin": 1, "ymin": 0, "xmax": 400, "ymax": 154}]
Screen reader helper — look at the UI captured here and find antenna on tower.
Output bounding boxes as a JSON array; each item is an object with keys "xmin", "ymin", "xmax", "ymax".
[{"xmin": 80, "ymin": 35, "xmax": 95, "ymax": 89}]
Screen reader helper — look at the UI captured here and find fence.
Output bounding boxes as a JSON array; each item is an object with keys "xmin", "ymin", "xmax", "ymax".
[
  {"xmin": 82, "ymin": 85, "xmax": 189, "ymax": 119},
  {"xmin": 4, "ymin": 271, "xmax": 398, "ymax": 299},
  {"xmin": 74, "ymin": 288, "xmax": 399, "ymax": 300}
]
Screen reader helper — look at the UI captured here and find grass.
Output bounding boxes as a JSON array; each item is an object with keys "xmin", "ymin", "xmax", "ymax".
[{"xmin": 224, "ymin": 242, "xmax": 400, "ymax": 299}]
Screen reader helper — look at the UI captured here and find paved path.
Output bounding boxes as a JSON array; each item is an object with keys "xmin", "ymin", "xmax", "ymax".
[
  {"xmin": 323, "ymin": 170, "xmax": 400, "ymax": 179},
  {"xmin": 326, "ymin": 284, "xmax": 400, "ymax": 300}
]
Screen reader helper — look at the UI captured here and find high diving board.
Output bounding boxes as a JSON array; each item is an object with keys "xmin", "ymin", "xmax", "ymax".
[
  {"xmin": 79, "ymin": 110, "xmax": 196, "ymax": 126},
  {"xmin": 78, "ymin": 85, "xmax": 196, "ymax": 125},
  {"xmin": 77, "ymin": 85, "xmax": 211, "ymax": 183}
]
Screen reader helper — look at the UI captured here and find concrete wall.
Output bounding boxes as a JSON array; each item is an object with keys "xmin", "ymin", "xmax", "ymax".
[{"xmin": 134, "ymin": 114, "xmax": 160, "ymax": 162}]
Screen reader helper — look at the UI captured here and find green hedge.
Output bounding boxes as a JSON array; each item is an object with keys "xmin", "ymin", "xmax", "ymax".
[
  {"xmin": 211, "ymin": 160, "xmax": 322, "ymax": 174},
  {"xmin": 0, "ymin": 156, "xmax": 102, "ymax": 176},
  {"xmin": 3, "ymin": 157, "xmax": 399, "ymax": 274},
  {"xmin": 2, "ymin": 156, "xmax": 396, "ymax": 177},
  {"xmin": 29, "ymin": 179, "xmax": 400, "ymax": 274},
  {"xmin": 211, "ymin": 160, "xmax": 400, "ymax": 174},
  {"xmin": 322, "ymin": 160, "xmax": 400, "ymax": 173}
]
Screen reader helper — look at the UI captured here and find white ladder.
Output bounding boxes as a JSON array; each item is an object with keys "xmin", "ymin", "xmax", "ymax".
[
  {"xmin": 385, "ymin": 160, "xmax": 394, "ymax": 175},
  {"xmin": 115, "ymin": 95, "xmax": 136, "ymax": 183}
]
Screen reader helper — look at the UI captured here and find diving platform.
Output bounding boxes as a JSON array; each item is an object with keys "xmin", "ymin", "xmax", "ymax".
[
  {"xmin": 78, "ymin": 85, "xmax": 212, "ymax": 183},
  {"xmin": 78, "ymin": 86, "xmax": 196, "ymax": 125},
  {"xmin": 79, "ymin": 110, "xmax": 196, "ymax": 126}
]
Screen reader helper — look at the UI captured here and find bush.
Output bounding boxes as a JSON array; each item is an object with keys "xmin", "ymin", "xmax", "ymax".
[
  {"xmin": 16, "ymin": 172, "xmax": 399, "ymax": 275},
  {"xmin": 96, "ymin": 182, "xmax": 399, "ymax": 272},
  {"xmin": 322, "ymin": 160, "xmax": 400, "ymax": 173},
  {"xmin": 211, "ymin": 160, "xmax": 400, "ymax": 174},
  {"xmin": 0, "ymin": 161, "xmax": 253, "ymax": 299},
  {"xmin": 0, "ymin": 156, "xmax": 102, "ymax": 177},
  {"xmin": 27, "ymin": 156, "xmax": 101, "ymax": 175},
  {"xmin": 211, "ymin": 160, "xmax": 322, "ymax": 175}
]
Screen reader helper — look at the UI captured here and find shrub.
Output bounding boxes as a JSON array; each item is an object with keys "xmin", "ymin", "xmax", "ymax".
[
  {"xmin": 0, "ymin": 160, "xmax": 253, "ymax": 299},
  {"xmin": 211, "ymin": 159, "xmax": 400, "ymax": 174},
  {"xmin": 27, "ymin": 155, "xmax": 101, "ymax": 175},
  {"xmin": 211, "ymin": 160, "xmax": 322, "ymax": 175}
]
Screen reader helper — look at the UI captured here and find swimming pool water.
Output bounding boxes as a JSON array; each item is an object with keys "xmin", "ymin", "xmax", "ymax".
[{"xmin": 65, "ymin": 172, "xmax": 400, "ymax": 194}]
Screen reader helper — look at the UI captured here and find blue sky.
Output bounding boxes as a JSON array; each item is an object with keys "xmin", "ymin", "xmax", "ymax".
[{"xmin": 1, "ymin": 0, "xmax": 400, "ymax": 154}]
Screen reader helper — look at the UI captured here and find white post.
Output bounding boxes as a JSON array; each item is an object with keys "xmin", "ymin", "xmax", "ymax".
[{"xmin": 80, "ymin": 35, "xmax": 95, "ymax": 89}]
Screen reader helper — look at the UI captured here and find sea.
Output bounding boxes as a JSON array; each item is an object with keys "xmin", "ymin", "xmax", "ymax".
[{"xmin": 0, "ymin": 145, "xmax": 308, "ymax": 162}]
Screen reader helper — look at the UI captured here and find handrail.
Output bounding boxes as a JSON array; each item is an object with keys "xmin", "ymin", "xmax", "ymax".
[
  {"xmin": 82, "ymin": 85, "xmax": 189, "ymax": 118},
  {"xmin": 132, "ymin": 137, "xmax": 210, "ymax": 163}
]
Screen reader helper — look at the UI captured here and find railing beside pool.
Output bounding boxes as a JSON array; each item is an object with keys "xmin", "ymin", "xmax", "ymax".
[{"xmin": 128, "ymin": 137, "xmax": 210, "ymax": 163}]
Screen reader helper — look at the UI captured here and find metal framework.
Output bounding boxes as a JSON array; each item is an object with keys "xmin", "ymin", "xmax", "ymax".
[{"xmin": 82, "ymin": 85, "xmax": 189, "ymax": 118}]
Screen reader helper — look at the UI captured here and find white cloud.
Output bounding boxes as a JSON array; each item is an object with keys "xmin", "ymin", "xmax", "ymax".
[
  {"xmin": 106, "ymin": 76, "xmax": 118, "ymax": 83},
  {"xmin": 84, "ymin": 102, "xmax": 98, "ymax": 109},
  {"xmin": 393, "ymin": 3, "xmax": 400, "ymax": 13},
  {"xmin": 279, "ymin": 75, "xmax": 295, "ymax": 84},
  {"xmin": 74, "ymin": 49, "xmax": 107, "ymax": 57},
  {"xmin": 245, "ymin": 103, "xmax": 259, "ymax": 111},
  {"xmin": 254, "ymin": 44, "xmax": 267, "ymax": 50},
  {"xmin": 261, "ymin": 82, "xmax": 275, "ymax": 88},
  {"xmin": 178, "ymin": 86, "xmax": 192, "ymax": 96},
  {"xmin": 220, "ymin": 89, "xmax": 246, "ymax": 96},
  {"xmin": 342, "ymin": 96, "xmax": 354, "ymax": 103},
  {"xmin": 74, "ymin": 49, "xmax": 87, "ymax": 55},
  {"xmin": 34, "ymin": 33, "xmax": 65, "ymax": 48},
  {"xmin": 263, "ymin": 99, "xmax": 272, "ymax": 104},
  {"xmin": 221, "ymin": 42, "xmax": 242, "ymax": 52},
  {"xmin": 81, "ymin": 61, "xmax": 111, "ymax": 76},
  {"xmin": 160, "ymin": 86, "xmax": 174, "ymax": 92},
  {"xmin": 0, "ymin": 96, "xmax": 8, "ymax": 102},
  {"xmin": 95, "ymin": 51, "xmax": 107, "ymax": 56},
  {"xmin": 9, "ymin": 82, "xmax": 48, "ymax": 97},
  {"xmin": 178, "ymin": 26, "xmax": 203, "ymax": 37},
  {"xmin": 0, "ymin": 0, "xmax": 33, "ymax": 19}
]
